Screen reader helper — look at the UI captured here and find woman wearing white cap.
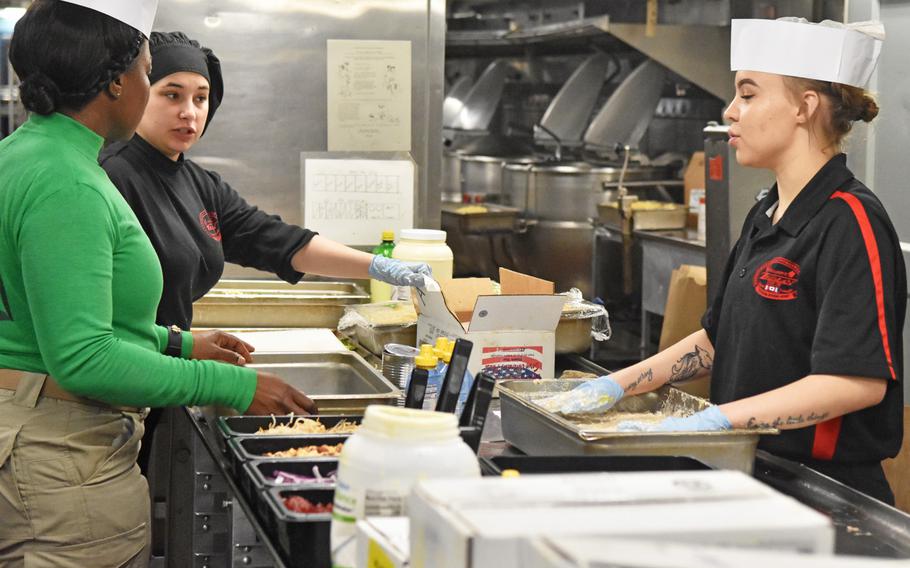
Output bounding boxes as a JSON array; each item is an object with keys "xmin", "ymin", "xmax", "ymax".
[
  {"xmin": 544, "ymin": 18, "xmax": 904, "ymax": 503},
  {"xmin": 0, "ymin": 2, "xmax": 317, "ymax": 565}
]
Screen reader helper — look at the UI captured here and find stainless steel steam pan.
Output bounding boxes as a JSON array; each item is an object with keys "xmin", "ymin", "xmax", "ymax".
[
  {"xmin": 499, "ymin": 379, "xmax": 777, "ymax": 473},
  {"xmin": 192, "ymin": 280, "xmax": 369, "ymax": 329},
  {"xmin": 248, "ymin": 351, "xmax": 400, "ymax": 414}
]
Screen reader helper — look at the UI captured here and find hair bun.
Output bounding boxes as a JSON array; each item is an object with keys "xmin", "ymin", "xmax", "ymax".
[
  {"xmin": 858, "ymin": 93, "xmax": 880, "ymax": 123},
  {"xmin": 19, "ymin": 72, "xmax": 61, "ymax": 115}
]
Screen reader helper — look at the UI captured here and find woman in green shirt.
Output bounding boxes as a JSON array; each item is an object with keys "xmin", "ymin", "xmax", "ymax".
[{"xmin": 0, "ymin": 2, "xmax": 313, "ymax": 565}]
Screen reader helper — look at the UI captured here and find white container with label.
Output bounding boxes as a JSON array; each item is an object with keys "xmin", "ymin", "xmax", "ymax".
[
  {"xmin": 330, "ymin": 406, "xmax": 480, "ymax": 567},
  {"xmin": 391, "ymin": 229, "xmax": 454, "ymax": 286}
]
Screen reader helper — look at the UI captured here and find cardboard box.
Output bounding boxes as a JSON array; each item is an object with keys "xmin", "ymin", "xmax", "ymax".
[
  {"xmin": 415, "ymin": 271, "xmax": 564, "ymax": 380},
  {"xmin": 522, "ymin": 537, "xmax": 903, "ymax": 568},
  {"xmin": 683, "ymin": 151, "xmax": 705, "ymax": 229},
  {"xmin": 356, "ymin": 517, "xmax": 410, "ymax": 568},
  {"xmin": 658, "ymin": 264, "xmax": 709, "ymax": 398},
  {"xmin": 408, "ymin": 471, "xmax": 834, "ymax": 568}
]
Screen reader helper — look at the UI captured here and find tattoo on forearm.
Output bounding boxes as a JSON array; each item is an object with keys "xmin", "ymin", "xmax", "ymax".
[
  {"xmin": 746, "ymin": 411, "xmax": 830, "ymax": 429},
  {"xmin": 668, "ymin": 346, "xmax": 713, "ymax": 383},
  {"xmin": 625, "ymin": 368, "xmax": 654, "ymax": 392}
]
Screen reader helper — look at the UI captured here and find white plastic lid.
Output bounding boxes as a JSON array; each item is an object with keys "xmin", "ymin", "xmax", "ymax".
[
  {"xmin": 400, "ymin": 229, "xmax": 447, "ymax": 242},
  {"xmin": 360, "ymin": 405, "xmax": 459, "ymax": 442}
]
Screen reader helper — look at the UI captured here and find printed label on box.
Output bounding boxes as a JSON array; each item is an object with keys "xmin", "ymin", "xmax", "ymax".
[{"xmin": 481, "ymin": 345, "xmax": 544, "ymax": 380}]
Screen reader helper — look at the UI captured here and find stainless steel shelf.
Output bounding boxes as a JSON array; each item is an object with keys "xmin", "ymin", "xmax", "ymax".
[
  {"xmin": 446, "ymin": 18, "xmax": 731, "ymax": 101},
  {"xmin": 447, "ymin": 15, "xmax": 611, "ymax": 47}
]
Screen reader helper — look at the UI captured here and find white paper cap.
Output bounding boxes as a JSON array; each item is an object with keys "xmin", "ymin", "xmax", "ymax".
[
  {"xmin": 61, "ymin": 0, "xmax": 158, "ymax": 38},
  {"xmin": 731, "ymin": 18, "xmax": 884, "ymax": 88}
]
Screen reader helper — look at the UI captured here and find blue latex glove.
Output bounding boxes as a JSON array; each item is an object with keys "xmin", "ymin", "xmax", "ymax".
[
  {"xmin": 538, "ymin": 375, "xmax": 624, "ymax": 415},
  {"xmin": 618, "ymin": 405, "xmax": 732, "ymax": 433},
  {"xmin": 368, "ymin": 255, "xmax": 432, "ymax": 288}
]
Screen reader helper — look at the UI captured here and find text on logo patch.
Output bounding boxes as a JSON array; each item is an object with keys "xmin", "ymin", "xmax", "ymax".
[{"xmin": 753, "ymin": 257, "xmax": 800, "ymax": 300}]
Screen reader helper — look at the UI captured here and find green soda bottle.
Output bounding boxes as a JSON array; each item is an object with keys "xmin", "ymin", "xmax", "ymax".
[{"xmin": 370, "ymin": 230, "xmax": 396, "ymax": 302}]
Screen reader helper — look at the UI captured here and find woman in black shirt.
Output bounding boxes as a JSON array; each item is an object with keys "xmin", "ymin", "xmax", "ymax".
[
  {"xmin": 543, "ymin": 18, "xmax": 904, "ymax": 503},
  {"xmin": 100, "ymin": 32, "xmax": 429, "ymax": 477}
]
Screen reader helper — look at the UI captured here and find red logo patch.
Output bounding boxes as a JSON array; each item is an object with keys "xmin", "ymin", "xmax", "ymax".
[
  {"xmin": 753, "ymin": 257, "xmax": 800, "ymax": 300},
  {"xmin": 199, "ymin": 210, "xmax": 221, "ymax": 241}
]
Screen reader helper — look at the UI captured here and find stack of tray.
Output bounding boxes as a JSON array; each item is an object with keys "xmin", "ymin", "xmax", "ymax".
[
  {"xmin": 220, "ymin": 414, "xmax": 361, "ymax": 568},
  {"xmin": 498, "ymin": 379, "xmax": 777, "ymax": 473}
]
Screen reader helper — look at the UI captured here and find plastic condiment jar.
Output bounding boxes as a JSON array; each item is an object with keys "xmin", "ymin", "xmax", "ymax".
[
  {"xmin": 391, "ymin": 229, "xmax": 453, "ymax": 282},
  {"xmin": 330, "ymin": 406, "xmax": 480, "ymax": 566}
]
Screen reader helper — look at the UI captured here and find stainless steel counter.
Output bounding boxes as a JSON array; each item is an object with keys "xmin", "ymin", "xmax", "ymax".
[
  {"xmin": 636, "ymin": 228, "xmax": 706, "ymax": 358},
  {"xmin": 183, "ymin": 352, "xmax": 910, "ymax": 565},
  {"xmin": 634, "ymin": 228, "xmax": 706, "ymax": 251}
]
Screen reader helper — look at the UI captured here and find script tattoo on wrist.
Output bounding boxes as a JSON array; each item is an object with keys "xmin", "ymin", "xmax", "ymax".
[
  {"xmin": 746, "ymin": 411, "xmax": 830, "ymax": 429},
  {"xmin": 668, "ymin": 345, "xmax": 713, "ymax": 383},
  {"xmin": 625, "ymin": 368, "xmax": 654, "ymax": 392}
]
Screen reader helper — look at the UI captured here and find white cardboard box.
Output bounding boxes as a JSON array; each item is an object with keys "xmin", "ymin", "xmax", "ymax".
[
  {"xmin": 521, "ymin": 537, "xmax": 907, "ymax": 568},
  {"xmin": 408, "ymin": 471, "xmax": 834, "ymax": 568},
  {"xmin": 415, "ymin": 277, "xmax": 564, "ymax": 380},
  {"xmin": 356, "ymin": 517, "xmax": 410, "ymax": 568}
]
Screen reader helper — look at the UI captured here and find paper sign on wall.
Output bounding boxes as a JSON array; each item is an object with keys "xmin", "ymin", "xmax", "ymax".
[
  {"xmin": 303, "ymin": 158, "xmax": 414, "ymax": 246},
  {"xmin": 327, "ymin": 39, "xmax": 411, "ymax": 151}
]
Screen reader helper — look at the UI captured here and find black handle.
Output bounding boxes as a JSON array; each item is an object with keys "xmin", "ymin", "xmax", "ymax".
[
  {"xmin": 469, "ymin": 373, "xmax": 495, "ymax": 432},
  {"xmin": 404, "ymin": 368, "xmax": 428, "ymax": 410},
  {"xmin": 435, "ymin": 338, "xmax": 473, "ymax": 414},
  {"xmin": 458, "ymin": 373, "xmax": 496, "ymax": 454},
  {"xmin": 458, "ymin": 371, "xmax": 480, "ymax": 427}
]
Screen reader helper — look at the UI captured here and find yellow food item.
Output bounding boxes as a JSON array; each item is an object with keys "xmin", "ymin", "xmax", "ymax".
[
  {"xmin": 558, "ymin": 370, "xmax": 599, "ymax": 379},
  {"xmin": 355, "ymin": 301, "xmax": 418, "ymax": 327},
  {"xmin": 256, "ymin": 415, "xmax": 360, "ymax": 435},
  {"xmin": 574, "ymin": 411, "xmax": 669, "ymax": 431},
  {"xmin": 603, "ymin": 200, "xmax": 678, "ymax": 211},
  {"xmin": 455, "ymin": 205, "xmax": 489, "ymax": 214},
  {"xmin": 265, "ymin": 443, "xmax": 345, "ymax": 458},
  {"xmin": 631, "ymin": 201, "xmax": 677, "ymax": 211}
]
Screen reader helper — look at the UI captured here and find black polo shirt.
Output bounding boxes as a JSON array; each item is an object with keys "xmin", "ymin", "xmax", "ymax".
[
  {"xmin": 100, "ymin": 135, "xmax": 317, "ymax": 329},
  {"xmin": 703, "ymin": 154, "xmax": 905, "ymax": 464}
]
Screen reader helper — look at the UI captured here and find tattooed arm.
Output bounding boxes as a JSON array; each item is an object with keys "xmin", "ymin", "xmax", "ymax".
[
  {"xmin": 719, "ymin": 374, "xmax": 887, "ymax": 430},
  {"xmin": 609, "ymin": 329, "xmax": 716, "ymax": 396}
]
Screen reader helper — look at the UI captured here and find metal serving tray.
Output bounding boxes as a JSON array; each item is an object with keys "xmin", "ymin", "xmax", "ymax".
[
  {"xmin": 499, "ymin": 379, "xmax": 777, "ymax": 473},
  {"xmin": 249, "ymin": 352, "xmax": 400, "ymax": 414},
  {"xmin": 441, "ymin": 202, "xmax": 520, "ymax": 233},
  {"xmin": 352, "ymin": 323, "xmax": 417, "ymax": 357},
  {"xmin": 597, "ymin": 203, "xmax": 687, "ymax": 232},
  {"xmin": 192, "ymin": 279, "xmax": 369, "ymax": 328}
]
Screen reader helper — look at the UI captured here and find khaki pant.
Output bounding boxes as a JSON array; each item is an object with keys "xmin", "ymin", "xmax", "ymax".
[{"xmin": 0, "ymin": 375, "xmax": 150, "ymax": 568}]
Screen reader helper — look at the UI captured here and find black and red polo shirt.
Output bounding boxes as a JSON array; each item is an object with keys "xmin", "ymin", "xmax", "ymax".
[
  {"xmin": 703, "ymin": 153, "xmax": 906, "ymax": 464},
  {"xmin": 100, "ymin": 135, "xmax": 317, "ymax": 330}
]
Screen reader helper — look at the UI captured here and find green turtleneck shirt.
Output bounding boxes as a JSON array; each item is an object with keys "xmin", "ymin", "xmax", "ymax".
[{"xmin": 0, "ymin": 113, "xmax": 256, "ymax": 410}]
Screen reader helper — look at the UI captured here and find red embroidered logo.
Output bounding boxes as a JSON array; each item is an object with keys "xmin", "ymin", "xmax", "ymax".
[
  {"xmin": 199, "ymin": 211, "xmax": 221, "ymax": 241},
  {"xmin": 753, "ymin": 257, "xmax": 800, "ymax": 300}
]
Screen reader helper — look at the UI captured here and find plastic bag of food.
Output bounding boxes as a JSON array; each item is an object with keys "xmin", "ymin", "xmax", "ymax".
[
  {"xmin": 337, "ymin": 301, "xmax": 418, "ymax": 332},
  {"xmin": 338, "ymin": 301, "xmax": 419, "ymax": 356}
]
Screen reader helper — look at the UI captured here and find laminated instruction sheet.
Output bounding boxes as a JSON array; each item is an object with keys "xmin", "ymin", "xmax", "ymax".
[
  {"xmin": 302, "ymin": 158, "xmax": 415, "ymax": 246},
  {"xmin": 326, "ymin": 39, "xmax": 411, "ymax": 151}
]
